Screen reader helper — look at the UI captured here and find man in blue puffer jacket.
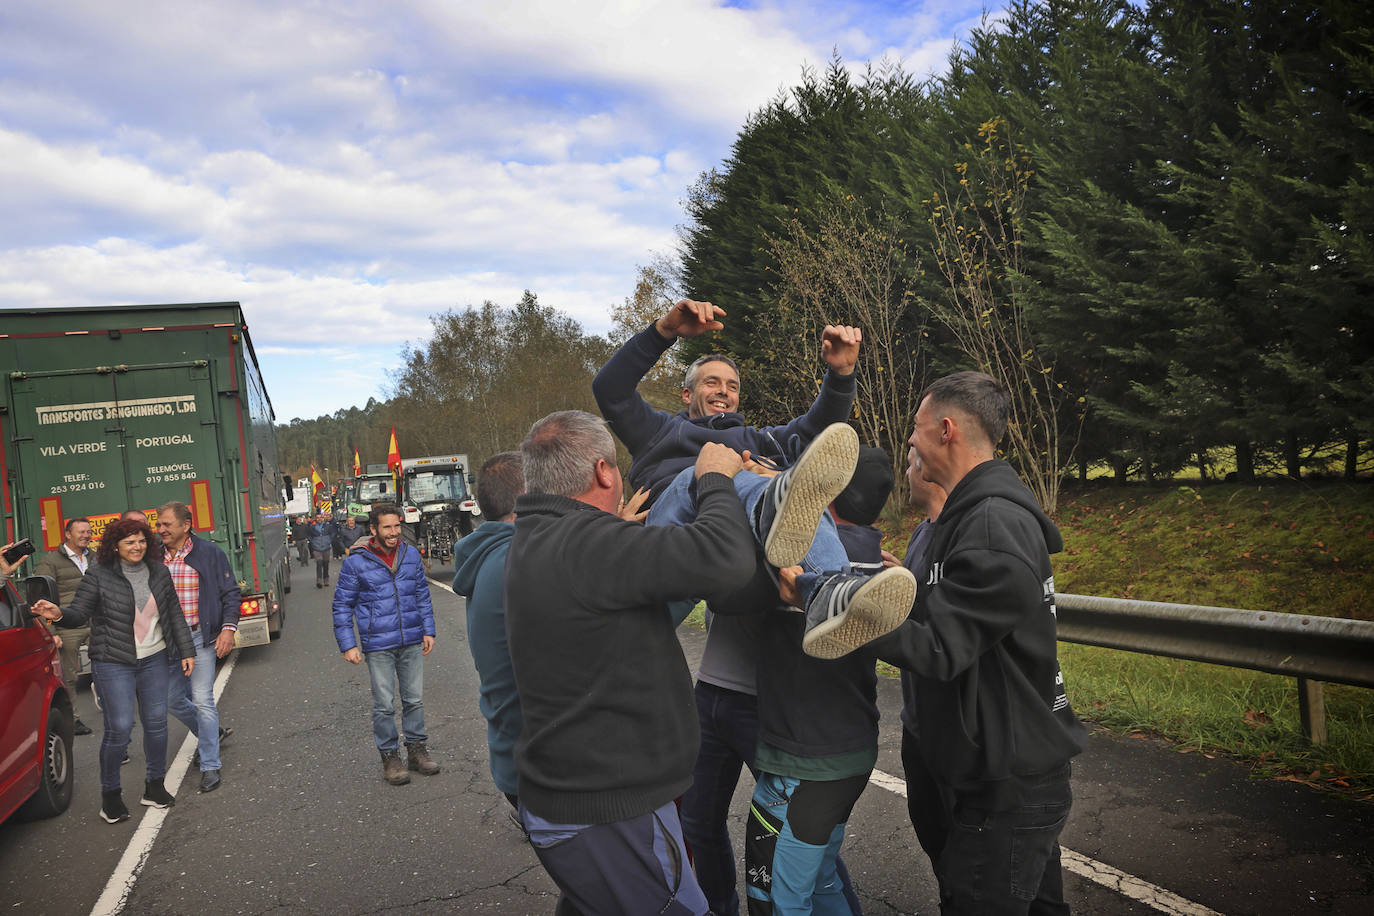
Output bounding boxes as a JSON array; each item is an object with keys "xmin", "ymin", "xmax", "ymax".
[{"xmin": 332, "ymin": 502, "xmax": 439, "ymax": 786}]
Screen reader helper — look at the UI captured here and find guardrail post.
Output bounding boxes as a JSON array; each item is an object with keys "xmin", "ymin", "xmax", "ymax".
[{"xmin": 1297, "ymin": 678, "xmax": 1327, "ymax": 745}]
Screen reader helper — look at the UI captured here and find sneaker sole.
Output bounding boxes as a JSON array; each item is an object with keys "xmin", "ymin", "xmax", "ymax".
[
  {"xmin": 762, "ymin": 423, "xmax": 859, "ymax": 568},
  {"xmin": 140, "ymin": 797, "xmax": 174, "ymax": 808},
  {"xmin": 100, "ymin": 810, "xmax": 130, "ymax": 824},
  {"xmin": 803, "ymin": 566, "xmax": 916, "ymax": 660}
]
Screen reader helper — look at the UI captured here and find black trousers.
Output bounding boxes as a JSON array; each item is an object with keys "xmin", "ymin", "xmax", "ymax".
[{"xmin": 901, "ymin": 728, "xmax": 1072, "ymax": 916}]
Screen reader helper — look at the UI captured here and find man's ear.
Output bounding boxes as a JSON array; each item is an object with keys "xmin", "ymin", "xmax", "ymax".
[
  {"xmin": 593, "ymin": 458, "xmax": 618, "ymax": 490},
  {"xmin": 681, "ymin": 387, "xmax": 692, "ymax": 406}
]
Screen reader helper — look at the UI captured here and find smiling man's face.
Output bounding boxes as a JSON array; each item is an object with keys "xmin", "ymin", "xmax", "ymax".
[{"xmin": 682, "ymin": 360, "xmax": 741, "ymax": 418}]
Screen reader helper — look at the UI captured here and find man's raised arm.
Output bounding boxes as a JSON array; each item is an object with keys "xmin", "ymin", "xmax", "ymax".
[
  {"xmin": 766, "ymin": 324, "xmax": 861, "ymax": 458},
  {"xmin": 592, "ymin": 299, "xmax": 726, "ymax": 455}
]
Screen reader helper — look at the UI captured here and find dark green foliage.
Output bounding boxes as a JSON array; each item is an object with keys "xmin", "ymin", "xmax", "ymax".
[{"xmin": 677, "ymin": 0, "xmax": 1372, "ymax": 485}]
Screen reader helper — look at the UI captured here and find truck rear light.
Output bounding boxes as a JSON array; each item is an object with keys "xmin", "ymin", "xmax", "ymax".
[{"xmin": 239, "ymin": 598, "xmax": 263, "ymax": 616}]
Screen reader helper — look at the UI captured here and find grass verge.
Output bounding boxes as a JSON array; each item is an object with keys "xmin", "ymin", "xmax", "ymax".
[{"xmin": 685, "ymin": 479, "xmax": 1374, "ymax": 799}]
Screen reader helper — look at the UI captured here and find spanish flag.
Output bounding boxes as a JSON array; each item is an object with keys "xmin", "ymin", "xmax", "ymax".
[
  {"xmin": 387, "ymin": 427, "xmax": 402, "ymax": 495},
  {"xmin": 353, "ymin": 447, "xmax": 362, "ymax": 478},
  {"xmin": 310, "ymin": 465, "xmax": 325, "ymax": 510}
]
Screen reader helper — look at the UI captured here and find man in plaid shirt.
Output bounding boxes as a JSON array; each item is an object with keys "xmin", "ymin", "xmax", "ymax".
[{"xmin": 158, "ymin": 502, "xmax": 240, "ymax": 794}]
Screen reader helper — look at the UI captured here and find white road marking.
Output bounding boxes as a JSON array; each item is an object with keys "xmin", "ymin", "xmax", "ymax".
[
  {"xmin": 868, "ymin": 767, "xmax": 1223, "ymax": 916},
  {"xmin": 89, "ymin": 652, "xmax": 238, "ymax": 916},
  {"xmin": 380, "ymin": 581, "xmax": 1225, "ymax": 914}
]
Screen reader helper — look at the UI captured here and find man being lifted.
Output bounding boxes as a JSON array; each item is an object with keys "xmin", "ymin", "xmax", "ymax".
[{"xmin": 593, "ymin": 298, "xmax": 913, "ymax": 657}]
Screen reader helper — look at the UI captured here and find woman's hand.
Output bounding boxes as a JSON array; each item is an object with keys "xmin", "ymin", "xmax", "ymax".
[
  {"xmin": 618, "ymin": 487, "xmax": 650, "ymax": 523},
  {"xmin": 30, "ymin": 598, "xmax": 62, "ymax": 621}
]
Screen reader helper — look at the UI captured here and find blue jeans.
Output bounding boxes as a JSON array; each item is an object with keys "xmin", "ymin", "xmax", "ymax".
[
  {"xmin": 521, "ymin": 799, "xmax": 711, "ymax": 916},
  {"xmin": 365, "ymin": 644, "xmax": 426, "ymax": 751},
  {"xmin": 680, "ymin": 682, "xmax": 761, "ymax": 916},
  {"xmin": 746, "ymin": 772, "xmax": 869, "ymax": 915},
  {"xmin": 93, "ymin": 652, "xmax": 170, "ymax": 792},
  {"xmin": 650, "ymin": 468, "xmax": 851, "ymax": 620},
  {"xmin": 168, "ymin": 636, "xmax": 221, "ymax": 770}
]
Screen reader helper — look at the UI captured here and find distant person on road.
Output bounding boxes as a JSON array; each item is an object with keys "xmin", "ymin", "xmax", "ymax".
[
  {"xmin": 31, "ymin": 517, "xmax": 195, "ymax": 824},
  {"xmin": 34, "ymin": 516, "xmax": 97, "ymax": 736},
  {"xmin": 291, "ymin": 516, "xmax": 311, "ymax": 567},
  {"xmin": 157, "ymin": 502, "xmax": 239, "ymax": 795},
  {"xmin": 593, "ymin": 298, "xmax": 913, "ymax": 656},
  {"xmin": 333, "ymin": 516, "xmax": 368, "ymax": 556},
  {"xmin": 863, "ymin": 371, "xmax": 1088, "ymax": 915},
  {"xmin": 307, "ymin": 513, "xmax": 337, "ymax": 588},
  {"xmin": 331, "ymin": 503, "xmax": 439, "ymax": 786},
  {"xmin": 451, "ymin": 451, "xmax": 525, "ymax": 821},
  {"xmin": 504, "ymin": 410, "xmax": 756, "ymax": 915}
]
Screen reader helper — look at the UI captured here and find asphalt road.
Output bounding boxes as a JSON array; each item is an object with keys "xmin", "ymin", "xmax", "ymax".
[{"xmin": 2, "ymin": 562, "xmax": 1369, "ymax": 915}]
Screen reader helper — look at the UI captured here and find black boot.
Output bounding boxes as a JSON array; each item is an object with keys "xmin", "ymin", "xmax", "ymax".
[
  {"xmin": 100, "ymin": 790, "xmax": 130, "ymax": 823},
  {"xmin": 141, "ymin": 778, "xmax": 175, "ymax": 808}
]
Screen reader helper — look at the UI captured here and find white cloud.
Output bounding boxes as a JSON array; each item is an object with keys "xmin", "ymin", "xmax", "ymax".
[{"xmin": 0, "ymin": 0, "xmax": 1004, "ymax": 419}]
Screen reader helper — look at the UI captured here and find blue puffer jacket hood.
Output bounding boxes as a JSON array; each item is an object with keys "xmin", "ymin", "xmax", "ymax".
[{"xmin": 331, "ymin": 541, "xmax": 436, "ymax": 653}]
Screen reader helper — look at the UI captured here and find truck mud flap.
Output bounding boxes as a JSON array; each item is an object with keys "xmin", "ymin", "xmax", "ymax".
[{"xmin": 234, "ymin": 616, "xmax": 271, "ymax": 648}]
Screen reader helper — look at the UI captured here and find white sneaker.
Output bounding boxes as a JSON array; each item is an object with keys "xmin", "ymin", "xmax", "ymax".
[
  {"xmin": 754, "ymin": 423, "xmax": 859, "ymax": 568},
  {"xmin": 802, "ymin": 566, "xmax": 916, "ymax": 659}
]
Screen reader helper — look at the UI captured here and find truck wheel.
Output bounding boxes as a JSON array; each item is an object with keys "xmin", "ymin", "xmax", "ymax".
[{"xmin": 16, "ymin": 703, "xmax": 75, "ymax": 821}]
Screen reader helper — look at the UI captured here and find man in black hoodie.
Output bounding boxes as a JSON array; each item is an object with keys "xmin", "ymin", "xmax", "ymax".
[
  {"xmin": 867, "ymin": 372, "xmax": 1088, "ymax": 916},
  {"xmin": 505, "ymin": 410, "xmax": 756, "ymax": 915}
]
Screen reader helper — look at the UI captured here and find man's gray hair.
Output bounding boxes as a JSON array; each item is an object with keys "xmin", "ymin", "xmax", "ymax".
[
  {"xmin": 157, "ymin": 501, "xmax": 193, "ymax": 525},
  {"xmin": 683, "ymin": 353, "xmax": 740, "ymax": 391},
  {"xmin": 521, "ymin": 411, "xmax": 616, "ymax": 497}
]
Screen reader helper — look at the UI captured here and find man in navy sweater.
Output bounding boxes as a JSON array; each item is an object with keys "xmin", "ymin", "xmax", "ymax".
[
  {"xmin": 158, "ymin": 502, "xmax": 239, "ymax": 794},
  {"xmin": 594, "ymin": 298, "xmax": 913, "ymax": 658}
]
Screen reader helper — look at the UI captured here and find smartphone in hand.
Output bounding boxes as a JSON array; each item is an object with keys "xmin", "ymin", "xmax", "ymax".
[{"xmin": 2, "ymin": 539, "xmax": 36, "ymax": 565}]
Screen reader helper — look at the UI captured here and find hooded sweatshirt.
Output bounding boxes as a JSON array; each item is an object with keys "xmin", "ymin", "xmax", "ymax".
[
  {"xmin": 451, "ymin": 520, "xmax": 520, "ymax": 796},
  {"xmin": 870, "ymin": 459, "xmax": 1087, "ymax": 806}
]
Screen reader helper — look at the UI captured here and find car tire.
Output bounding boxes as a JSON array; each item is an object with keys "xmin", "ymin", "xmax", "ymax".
[{"xmin": 15, "ymin": 703, "xmax": 75, "ymax": 821}]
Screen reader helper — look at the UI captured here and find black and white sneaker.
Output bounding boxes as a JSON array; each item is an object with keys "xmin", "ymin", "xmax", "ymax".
[
  {"xmin": 753, "ymin": 423, "xmax": 859, "ymax": 569},
  {"xmin": 801, "ymin": 566, "xmax": 916, "ymax": 660},
  {"xmin": 100, "ymin": 791, "xmax": 130, "ymax": 824},
  {"xmin": 140, "ymin": 778, "xmax": 176, "ymax": 808}
]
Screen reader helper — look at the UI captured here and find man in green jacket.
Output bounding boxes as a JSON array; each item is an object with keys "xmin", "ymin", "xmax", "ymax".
[{"xmin": 34, "ymin": 517, "xmax": 95, "ymax": 735}]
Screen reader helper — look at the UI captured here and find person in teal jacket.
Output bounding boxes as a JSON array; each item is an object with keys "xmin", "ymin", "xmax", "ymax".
[
  {"xmin": 332, "ymin": 503, "xmax": 439, "ymax": 786},
  {"xmin": 451, "ymin": 452, "xmax": 525, "ymax": 815}
]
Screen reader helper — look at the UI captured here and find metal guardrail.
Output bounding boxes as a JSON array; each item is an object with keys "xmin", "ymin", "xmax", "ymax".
[{"xmin": 1055, "ymin": 594, "xmax": 1374, "ymax": 744}]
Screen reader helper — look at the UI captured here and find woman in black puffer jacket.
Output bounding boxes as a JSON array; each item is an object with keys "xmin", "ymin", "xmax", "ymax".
[{"xmin": 38, "ymin": 517, "xmax": 195, "ymax": 824}]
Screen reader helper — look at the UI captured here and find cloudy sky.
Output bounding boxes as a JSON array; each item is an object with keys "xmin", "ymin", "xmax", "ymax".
[{"xmin": 1, "ymin": 0, "xmax": 1000, "ymax": 422}]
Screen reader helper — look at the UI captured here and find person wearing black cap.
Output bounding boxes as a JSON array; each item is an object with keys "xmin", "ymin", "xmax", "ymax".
[{"xmin": 743, "ymin": 445, "xmax": 894, "ymax": 913}]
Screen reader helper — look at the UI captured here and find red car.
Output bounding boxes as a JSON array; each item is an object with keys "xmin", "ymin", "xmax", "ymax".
[{"xmin": 0, "ymin": 575, "xmax": 74, "ymax": 823}]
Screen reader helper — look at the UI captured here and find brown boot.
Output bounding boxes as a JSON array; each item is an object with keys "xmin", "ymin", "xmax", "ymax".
[
  {"xmin": 381, "ymin": 749, "xmax": 410, "ymax": 785},
  {"xmin": 406, "ymin": 742, "xmax": 440, "ymax": 776}
]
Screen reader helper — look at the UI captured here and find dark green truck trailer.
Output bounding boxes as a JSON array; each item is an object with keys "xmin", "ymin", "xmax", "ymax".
[{"xmin": 0, "ymin": 302, "xmax": 290, "ymax": 648}]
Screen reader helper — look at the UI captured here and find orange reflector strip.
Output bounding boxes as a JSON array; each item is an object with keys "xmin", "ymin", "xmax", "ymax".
[
  {"xmin": 40, "ymin": 497, "xmax": 63, "ymax": 550},
  {"xmin": 189, "ymin": 480, "xmax": 214, "ymax": 531}
]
